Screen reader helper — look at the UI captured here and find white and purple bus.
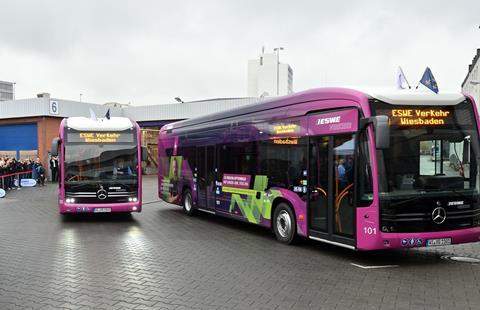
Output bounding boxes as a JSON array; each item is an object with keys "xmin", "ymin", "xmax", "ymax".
[
  {"xmin": 158, "ymin": 88, "xmax": 480, "ymax": 250},
  {"xmin": 52, "ymin": 117, "xmax": 147, "ymax": 214}
]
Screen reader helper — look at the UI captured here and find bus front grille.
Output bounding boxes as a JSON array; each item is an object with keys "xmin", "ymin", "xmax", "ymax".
[{"xmin": 380, "ymin": 207, "xmax": 480, "ymax": 233}]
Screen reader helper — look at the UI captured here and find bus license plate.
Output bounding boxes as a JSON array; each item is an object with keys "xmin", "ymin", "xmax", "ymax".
[
  {"xmin": 426, "ymin": 238, "xmax": 451, "ymax": 247},
  {"xmin": 94, "ymin": 208, "xmax": 111, "ymax": 213}
]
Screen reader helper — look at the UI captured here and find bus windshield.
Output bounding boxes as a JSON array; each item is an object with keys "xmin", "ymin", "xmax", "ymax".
[
  {"xmin": 372, "ymin": 100, "xmax": 480, "ymax": 197},
  {"xmin": 64, "ymin": 144, "xmax": 138, "ymax": 184}
]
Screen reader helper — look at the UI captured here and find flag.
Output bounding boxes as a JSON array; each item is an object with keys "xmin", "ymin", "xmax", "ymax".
[
  {"xmin": 89, "ymin": 108, "xmax": 97, "ymax": 121},
  {"xmin": 396, "ymin": 66, "xmax": 411, "ymax": 89},
  {"xmin": 418, "ymin": 67, "xmax": 439, "ymax": 93},
  {"xmin": 105, "ymin": 108, "xmax": 111, "ymax": 120}
]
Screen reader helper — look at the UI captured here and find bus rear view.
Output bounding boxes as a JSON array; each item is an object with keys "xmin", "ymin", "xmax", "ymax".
[{"xmin": 52, "ymin": 116, "xmax": 145, "ymax": 214}]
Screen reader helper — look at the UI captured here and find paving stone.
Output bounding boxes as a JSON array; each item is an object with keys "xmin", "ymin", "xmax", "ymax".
[{"xmin": 0, "ymin": 176, "xmax": 480, "ymax": 309}]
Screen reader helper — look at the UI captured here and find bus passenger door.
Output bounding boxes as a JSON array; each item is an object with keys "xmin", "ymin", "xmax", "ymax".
[
  {"xmin": 308, "ymin": 136, "xmax": 329, "ymax": 233},
  {"xmin": 205, "ymin": 145, "xmax": 216, "ymax": 211},
  {"xmin": 307, "ymin": 109, "xmax": 358, "ymax": 247},
  {"xmin": 196, "ymin": 146, "xmax": 207, "ymax": 209},
  {"xmin": 332, "ymin": 134, "xmax": 356, "ymax": 238},
  {"xmin": 196, "ymin": 145, "xmax": 216, "ymax": 211}
]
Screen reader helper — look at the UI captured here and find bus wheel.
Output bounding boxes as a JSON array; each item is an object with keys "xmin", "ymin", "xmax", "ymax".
[
  {"xmin": 273, "ymin": 203, "xmax": 296, "ymax": 244},
  {"xmin": 182, "ymin": 189, "xmax": 195, "ymax": 216}
]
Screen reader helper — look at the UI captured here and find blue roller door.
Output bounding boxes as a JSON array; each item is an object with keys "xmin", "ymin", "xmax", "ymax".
[{"xmin": 0, "ymin": 123, "xmax": 37, "ymax": 158}]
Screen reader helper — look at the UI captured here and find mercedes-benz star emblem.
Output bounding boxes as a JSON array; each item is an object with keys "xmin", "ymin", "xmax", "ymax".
[
  {"xmin": 432, "ymin": 207, "xmax": 446, "ymax": 225},
  {"xmin": 96, "ymin": 186, "xmax": 108, "ymax": 200}
]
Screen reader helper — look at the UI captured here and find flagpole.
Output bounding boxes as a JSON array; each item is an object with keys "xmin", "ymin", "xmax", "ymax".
[
  {"xmin": 401, "ymin": 67, "xmax": 411, "ymax": 89},
  {"xmin": 405, "ymin": 77, "xmax": 412, "ymax": 89}
]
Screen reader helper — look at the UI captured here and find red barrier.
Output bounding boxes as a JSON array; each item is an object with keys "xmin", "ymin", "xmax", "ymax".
[{"xmin": 0, "ymin": 170, "xmax": 33, "ymax": 179}]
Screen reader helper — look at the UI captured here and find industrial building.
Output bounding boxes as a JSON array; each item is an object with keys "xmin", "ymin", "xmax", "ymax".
[
  {"xmin": 0, "ymin": 93, "xmax": 260, "ymax": 175},
  {"xmin": 462, "ymin": 48, "xmax": 480, "ymax": 107}
]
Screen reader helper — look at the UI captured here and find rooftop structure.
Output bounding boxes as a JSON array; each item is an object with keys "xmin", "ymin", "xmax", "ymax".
[{"xmin": 0, "ymin": 80, "xmax": 14, "ymax": 101}]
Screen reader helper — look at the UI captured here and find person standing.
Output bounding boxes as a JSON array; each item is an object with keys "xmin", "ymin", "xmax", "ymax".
[
  {"xmin": 15, "ymin": 159, "xmax": 24, "ymax": 189},
  {"xmin": 32, "ymin": 158, "xmax": 40, "ymax": 186},
  {"xmin": 50, "ymin": 156, "xmax": 59, "ymax": 182},
  {"xmin": 6, "ymin": 158, "xmax": 14, "ymax": 190},
  {"xmin": 36, "ymin": 161, "xmax": 45, "ymax": 186},
  {"xmin": 54, "ymin": 156, "xmax": 59, "ymax": 181},
  {"xmin": 337, "ymin": 158, "xmax": 347, "ymax": 190}
]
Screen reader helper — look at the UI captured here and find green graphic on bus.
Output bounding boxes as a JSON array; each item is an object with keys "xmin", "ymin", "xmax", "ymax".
[{"xmin": 222, "ymin": 175, "xmax": 282, "ymax": 224}]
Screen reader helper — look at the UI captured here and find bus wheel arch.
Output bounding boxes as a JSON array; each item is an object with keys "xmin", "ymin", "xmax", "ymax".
[{"xmin": 271, "ymin": 198, "xmax": 297, "ymax": 244}]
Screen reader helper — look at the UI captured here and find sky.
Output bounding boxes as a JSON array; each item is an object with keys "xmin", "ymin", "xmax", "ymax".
[{"xmin": 1, "ymin": 0, "xmax": 479, "ymax": 105}]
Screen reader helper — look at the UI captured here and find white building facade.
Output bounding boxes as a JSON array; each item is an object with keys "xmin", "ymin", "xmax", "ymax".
[
  {"xmin": 461, "ymin": 48, "xmax": 480, "ymax": 107},
  {"xmin": 248, "ymin": 51, "xmax": 293, "ymax": 98}
]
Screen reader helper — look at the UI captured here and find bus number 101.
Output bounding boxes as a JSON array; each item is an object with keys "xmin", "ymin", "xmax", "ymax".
[{"xmin": 364, "ymin": 227, "xmax": 377, "ymax": 235}]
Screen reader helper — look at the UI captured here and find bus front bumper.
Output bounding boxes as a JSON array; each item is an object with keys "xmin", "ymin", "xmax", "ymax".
[
  {"xmin": 59, "ymin": 201, "xmax": 142, "ymax": 214},
  {"xmin": 374, "ymin": 227, "xmax": 480, "ymax": 250}
]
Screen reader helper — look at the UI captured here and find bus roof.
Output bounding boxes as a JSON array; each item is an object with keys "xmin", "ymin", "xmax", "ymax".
[
  {"xmin": 66, "ymin": 116, "xmax": 135, "ymax": 131},
  {"xmin": 164, "ymin": 87, "xmax": 466, "ymax": 131},
  {"xmin": 366, "ymin": 88, "xmax": 465, "ymax": 106}
]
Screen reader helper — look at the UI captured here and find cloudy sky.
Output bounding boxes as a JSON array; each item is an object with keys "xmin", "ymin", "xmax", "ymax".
[{"xmin": 1, "ymin": 0, "xmax": 479, "ymax": 105}]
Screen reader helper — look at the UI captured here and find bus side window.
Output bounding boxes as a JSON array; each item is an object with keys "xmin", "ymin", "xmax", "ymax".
[
  {"xmin": 218, "ymin": 141, "xmax": 258, "ymax": 186},
  {"xmin": 258, "ymin": 137, "xmax": 307, "ymax": 196},
  {"xmin": 333, "ymin": 134, "xmax": 355, "ymax": 236},
  {"xmin": 177, "ymin": 144, "xmax": 196, "ymax": 180}
]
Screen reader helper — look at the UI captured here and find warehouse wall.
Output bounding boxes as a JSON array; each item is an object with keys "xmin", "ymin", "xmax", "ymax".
[{"xmin": 0, "ymin": 117, "xmax": 62, "ymax": 174}]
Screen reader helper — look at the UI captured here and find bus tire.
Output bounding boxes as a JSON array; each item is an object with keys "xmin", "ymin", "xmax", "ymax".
[
  {"xmin": 273, "ymin": 203, "xmax": 296, "ymax": 244},
  {"xmin": 182, "ymin": 189, "xmax": 195, "ymax": 216}
]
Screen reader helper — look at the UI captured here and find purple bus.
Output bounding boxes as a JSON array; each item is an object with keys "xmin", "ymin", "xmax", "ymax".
[
  {"xmin": 158, "ymin": 88, "xmax": 480, "ymax": 250},
  {"xmin": 52, "ymin": 116, "xmax": 147, "ymax": 214}
]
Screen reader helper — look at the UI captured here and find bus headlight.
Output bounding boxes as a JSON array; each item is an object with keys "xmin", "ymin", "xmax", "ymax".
[
  {"xmin": 65, "ymin": 198, "xmax": 75, "ymax": 203},
  {"xmin": 128, "ymin": 197, "xmax": 138, "ymax": 202}
]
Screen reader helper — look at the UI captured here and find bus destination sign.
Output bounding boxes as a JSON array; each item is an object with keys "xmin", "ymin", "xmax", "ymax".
[
  {"xmin": 390, "ymin": 108, "xmax": 451, "ymax": 126},
  {"xmin": 272, "ymin": 123, "xmax": 299, "ymax": 135},
  {"xmin": 67, "ymin": 131, "xmax": 134, "ymax": 143}
]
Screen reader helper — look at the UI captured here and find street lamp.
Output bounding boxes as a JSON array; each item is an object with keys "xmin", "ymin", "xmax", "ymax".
[
  {"xmin": 79, "ymin": 93, "xmax": 83, "ymax": 102},
  {"xmin": 273, "ymin": 47, "xmax": 284, "ymax": 96},
  {"xmin": 174, "ymin": 97, "xmax": 184, "ymax": 103},
  {"xmin": 260, "ymin": 91, "xmax": 269, "ymax": 99}
]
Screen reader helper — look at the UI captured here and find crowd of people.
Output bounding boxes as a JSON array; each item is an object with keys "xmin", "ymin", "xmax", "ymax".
[{"xmin": 0, "ymin": 157, "xmax": 49, "ymax": 192}]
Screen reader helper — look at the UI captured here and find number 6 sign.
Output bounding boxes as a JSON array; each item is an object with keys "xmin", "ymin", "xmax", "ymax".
[{"xmin": 49, "ymin": 100, "xmax": 59, "ymax": 115}]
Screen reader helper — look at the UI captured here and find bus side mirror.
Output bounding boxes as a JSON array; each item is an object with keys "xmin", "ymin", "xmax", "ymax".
[
  {"xmin": 360, "ymin": 115, "xmax": 390, "ymax": 149},
  {"xmin": 51, "ymin": 137, "xmax": 61, "ymax": 157},
  {"xmin": 141, "ymin": 146, "xmax": 148, "ymax": 162}
]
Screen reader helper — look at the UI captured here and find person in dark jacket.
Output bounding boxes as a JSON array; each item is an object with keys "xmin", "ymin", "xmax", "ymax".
[
  {"xmin": 50, "ymin": 156, "xmax": 59, "ymax": 182},
  {"xmin": 32, "ymin": 158, "xmax": 39, "ymax": 181},
  {"xmin": 36, "ymin": 161, "xmax": 46, "ymax": 186},
  {"xmin": 14, "ymin": 159, "xmax": 24, "ymax": 188}
]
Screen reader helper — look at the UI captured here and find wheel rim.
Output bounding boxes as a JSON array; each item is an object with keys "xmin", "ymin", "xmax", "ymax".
[
  {"xmin": 185, "ymin": 194, "xmax": 192, "ymax": 212},
  {"xmin": 276, "ymin": 210, "xmax": 291, "ymax": 238}
]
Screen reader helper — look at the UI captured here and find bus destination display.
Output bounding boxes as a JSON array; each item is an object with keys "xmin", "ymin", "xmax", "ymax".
[
  {"xmin": 67, "ymin": 131, "xmax": 134, "ymax": 143},
  {"xmin": 390, "ymin": 108, "xmax": 451, "ymax": 126}
]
